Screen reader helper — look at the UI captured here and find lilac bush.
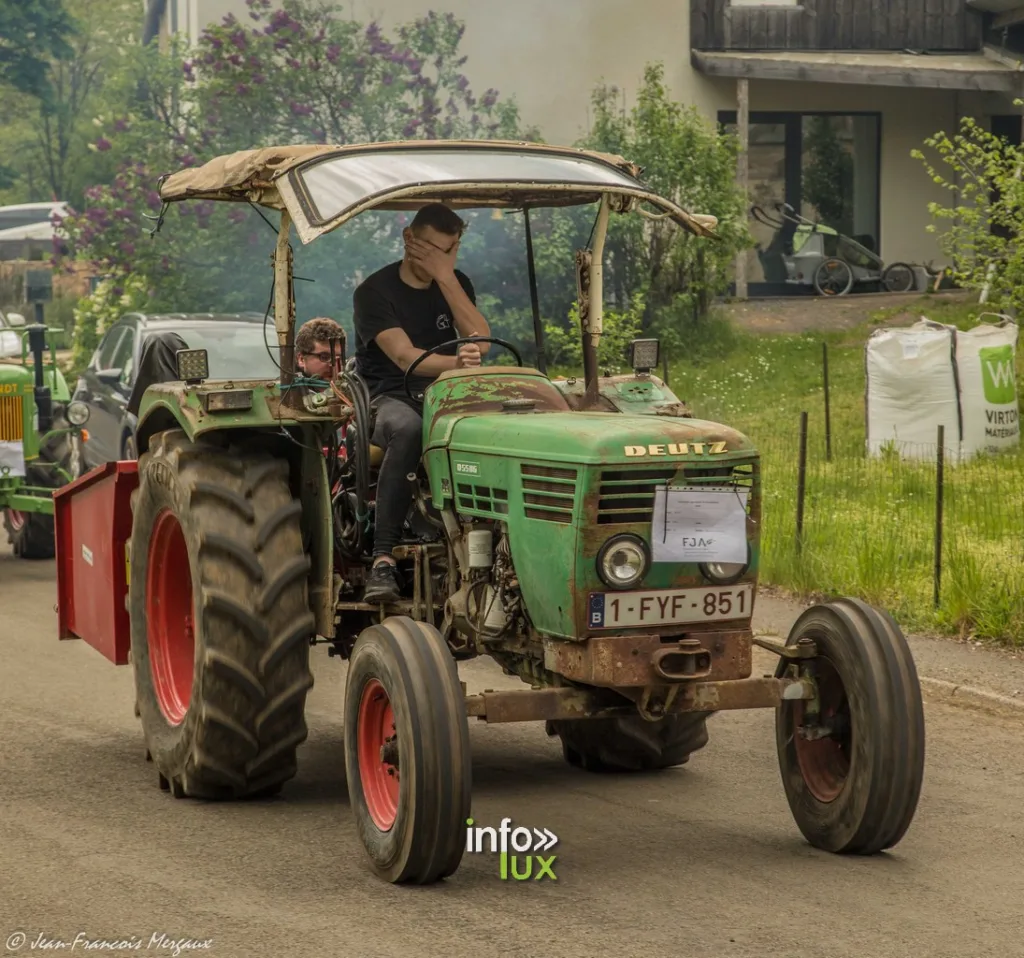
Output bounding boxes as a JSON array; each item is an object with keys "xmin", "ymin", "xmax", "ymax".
[{"xmin": 59, "ymin": 2, "xmax": 532, "ymax": 365}]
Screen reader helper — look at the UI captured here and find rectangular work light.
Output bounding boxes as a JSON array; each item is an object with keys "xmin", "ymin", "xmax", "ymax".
[
  {"xmin": 628, "ymin": 338, "xmax": 660, "ymax": 374},
  {"xmin": 176, "ymin": 348, "xmax": 209, "ymax": 385}
]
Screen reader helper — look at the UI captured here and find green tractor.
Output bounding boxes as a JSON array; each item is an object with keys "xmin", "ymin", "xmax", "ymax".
[
  {"xmin": 1, "ymin": 312, "xmax": 90, "ymax": 557},
  {"xmin": 54, "ymin": 141, "xmax": 924, "ymax": 884}
]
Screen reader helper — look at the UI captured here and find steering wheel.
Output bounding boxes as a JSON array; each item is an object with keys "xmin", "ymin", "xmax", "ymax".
[{"xmin": 403, "ymin": 336, "xmax": 523, "ymax": 401}]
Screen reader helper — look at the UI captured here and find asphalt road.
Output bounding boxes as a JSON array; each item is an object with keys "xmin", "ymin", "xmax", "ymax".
[{"xmin": 2, "ymin": 540, "xmax": 1023, "ymax": 958}]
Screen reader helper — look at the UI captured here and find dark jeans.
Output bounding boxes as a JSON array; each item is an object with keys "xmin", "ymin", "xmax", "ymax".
[{"xmin": 370, "ymin": 395, "xmax": 423, "ymax": 558}]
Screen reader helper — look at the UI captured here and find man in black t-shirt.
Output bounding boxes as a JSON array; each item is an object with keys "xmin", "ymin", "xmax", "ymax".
[{"xmin": 353, "ymin": 203, "xmax": 492, "ymax": 602}]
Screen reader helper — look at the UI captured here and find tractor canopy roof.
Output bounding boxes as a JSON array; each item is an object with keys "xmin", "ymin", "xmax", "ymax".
[{"xmin": 157, "ymin": 140, "xmax": 719, "ymax": 245}]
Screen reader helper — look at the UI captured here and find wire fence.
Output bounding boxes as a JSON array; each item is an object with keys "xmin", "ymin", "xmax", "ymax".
[{"xmin": 756, "ymin": 415, "xmax": 1024, "ymax": 643}]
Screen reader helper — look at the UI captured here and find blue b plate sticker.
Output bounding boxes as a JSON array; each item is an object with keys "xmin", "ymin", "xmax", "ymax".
[{"xmin": 588, "ymin": 593, "xmax": 606, "ymax": 628}]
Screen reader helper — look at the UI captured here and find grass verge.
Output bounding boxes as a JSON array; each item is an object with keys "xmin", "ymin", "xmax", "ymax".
[{"xmin": 665, "ymin": 297, "xmax": 1024, "ymax": 647}]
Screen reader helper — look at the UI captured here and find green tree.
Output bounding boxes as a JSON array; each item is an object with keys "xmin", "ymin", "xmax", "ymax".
[
  {"xmin": 0, "ymin": 0, "xmax": 74, "ymax": 99},
  {"xmin": 913, "ymin": 110, "xmax": 1024, "ymax": 313},
  {"xmin": 528, "ymin": 63, "xmax": 751, "ymax": 362}
]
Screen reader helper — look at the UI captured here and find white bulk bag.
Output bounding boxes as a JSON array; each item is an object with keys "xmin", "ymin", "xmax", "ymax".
[
  {"xmin": 865, "ymin": 320, "xmax": 961, "ymax": 461},
  {"xmin": 955, "ymin": 318, "xmax": 1019, "ymax": 457}
]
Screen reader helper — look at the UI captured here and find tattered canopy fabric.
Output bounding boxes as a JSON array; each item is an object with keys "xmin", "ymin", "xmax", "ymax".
[{"xmin": 157, "ymin": 140, "xmax": 720, "ymax": 244}]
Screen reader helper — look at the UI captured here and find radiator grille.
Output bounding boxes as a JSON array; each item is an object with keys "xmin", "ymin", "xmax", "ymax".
[
  {"xmin": 457, "ymin": 483, "xmax": 509, "ymax": 516},
  {"xmin": 0, "ymin": 396, "xmax": 24, "ymax": 442},
  {"xmin": 597, "ymin": 461, "xmax": 756, "ymax": 525},
  {"xmin": 521, "ymin": 463, "xmax": 577, "ymax": 524}
]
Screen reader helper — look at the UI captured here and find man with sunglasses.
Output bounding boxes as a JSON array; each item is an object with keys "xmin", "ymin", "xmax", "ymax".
[
  {"xmin": 353, "ymin": 202, "xmax": 492, "ymax": 602},
  {"xmin": 296, "ymin": 316, "xmax": 346, "ymax": 381}
]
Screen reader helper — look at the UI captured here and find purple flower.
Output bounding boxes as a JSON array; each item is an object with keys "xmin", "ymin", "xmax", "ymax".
[
  {"xmin": 210, "ymin": 36, "xmax": 223, "ymax": 50},
  {"xmin": 326, "ymin": 43, "xmax": 341, "ymax": 62},
  {"xmin": 119, "ymin": 241, "xmax": 135, "ymax": 256},
  {"xmin": 340, "ymin": 98, "xmax": 352, "ymax": 110},
  {"xmin": 382, "ymin": 73, "xmax": 393, "ymax": 86},
  {"xmin": 235, "ymin": 82, "xmax": 250, "ymax": 95},
  {"xmin": 230, "ymin": 29, "xmax": 247, "ymax": 50},
  {"xmin": 289, "ymin": 101, "xmax": 312, "ymax": 116},
  {"xmin": 286, "ymin": 57, "xmax": 301, "ymax": 69},
  {"xmin": 481, "ymin": 89, "xmax": 498, "ymax": 110},
  {"xmin": 95, "ymin": 137, "xmax": 111, "ymax": 152},
  {"xmin": 112, "ymin": 286, "xmax": 124, "ymax": 298},
  {"xmin": 252, "ymin": 73, "xmax": 266, "ymax": 84},
  {"xmin": 183, "ymin": 61, "xmax": 195, "ymax": 80},
  {"xmin": 267, "ymin": 9, "xmax": 292, "ymax": 33},
  {"xmin": 180, "ymin": 153, "xmax": 196, "ymax": 166},
  {"xmin": 229, "ymin": 53, "xmax": 242, "ymax": 66},
  {"xmin": 145, "ymin": 191, "xmax": 161, "ymax": 211}
]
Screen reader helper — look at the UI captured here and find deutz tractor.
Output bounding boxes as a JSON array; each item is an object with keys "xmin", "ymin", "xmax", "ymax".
[
  {"xmin": 54, "ymin": 141, "xmax": 925, "ymax": 885},
  {"xmin": 0, "ymin": 315, "xmax": 90, "ymax": 557}
]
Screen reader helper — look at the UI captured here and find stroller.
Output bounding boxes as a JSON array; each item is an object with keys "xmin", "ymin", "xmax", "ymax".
[{"xmin": 750, "ymin": 202, "xmax": 916, "ymax": 296}]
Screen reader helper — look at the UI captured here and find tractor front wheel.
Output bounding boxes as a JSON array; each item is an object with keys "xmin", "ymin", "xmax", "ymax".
[
  {"xmin": 129, "ymin": 429, "xmax": 315, "ymax": 799},
  {"xmin": 547, "ymin": 712, "xmax": 712, "ymax": 773},
  {"xmin": 775, "ymin": 597, "xmax": 925, "ymax": 854},
  {"xmin": 3, "ymin": 460, "xmax": 60, "ymax": 559},
  {"xmin": 344, "ymin": 616, "xmax": 471, "ymax": 884}
]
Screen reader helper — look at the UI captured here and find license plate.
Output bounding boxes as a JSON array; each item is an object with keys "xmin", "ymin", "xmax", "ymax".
[{"xmin": 587, "ymin": 585, "xmax": 754, "ymax": 630}]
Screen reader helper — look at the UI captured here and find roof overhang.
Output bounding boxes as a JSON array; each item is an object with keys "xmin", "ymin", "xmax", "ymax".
[
  {"xmin": 157, "ymin": 140, "xmax": 719, "ymax": 243},
  {"xmin": 692, "ymin": 49, "xmax": 1024, "ymax": 93}
]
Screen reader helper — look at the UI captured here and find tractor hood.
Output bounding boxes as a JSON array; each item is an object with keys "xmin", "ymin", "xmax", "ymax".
[{"xmin": 443, "ymin": 411, "xmax": 756, "ymax": 465}]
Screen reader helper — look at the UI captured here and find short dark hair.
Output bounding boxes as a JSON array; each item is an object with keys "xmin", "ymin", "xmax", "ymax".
[
  {"xmin": 410, "ymin": 203, "xmax": 466, "ymax": 237},
  {"xmin": 296, "ymin": 316, "xmax": 345, "ymax": 354}
]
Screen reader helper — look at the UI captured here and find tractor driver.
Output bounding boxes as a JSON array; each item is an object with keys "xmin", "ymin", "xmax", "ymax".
[{"xmin": 353, "ymin": 203, "xmax": 491, "ymax": 603}]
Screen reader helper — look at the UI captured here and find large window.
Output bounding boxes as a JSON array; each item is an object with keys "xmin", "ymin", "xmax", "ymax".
[{"xmin": 719, "ymin": 111, "xmax": 881, "ymax": 292}]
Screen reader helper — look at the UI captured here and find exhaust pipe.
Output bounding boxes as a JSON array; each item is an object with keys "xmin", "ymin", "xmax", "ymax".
[{"xmin": 26, "ymin": 322, "xmax": 52, "ymax": 434}]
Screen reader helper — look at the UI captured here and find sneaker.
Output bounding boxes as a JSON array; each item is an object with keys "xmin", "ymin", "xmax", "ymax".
[{"xmin": 364, "ymin": 561, "xmax": 401, "ymax": 603}]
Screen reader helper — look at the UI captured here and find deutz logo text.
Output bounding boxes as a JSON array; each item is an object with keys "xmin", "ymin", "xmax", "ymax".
[{"xmin": 625, "ymin": 442, "xmax": 728, "ymax": 457}]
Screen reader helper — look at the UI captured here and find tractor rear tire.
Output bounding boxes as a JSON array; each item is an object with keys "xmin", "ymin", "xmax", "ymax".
[
  {"xmin": 344, "ymin": 616, "xmax": 471, "ymax": 884},
  {"xmin": 547, "ymin": 711, "xmax": 712, "ymax": 773},
  {"xmin": 3, "ymin": 459, "xmax": 60, "ymax": 559},
  {"xmin": 129, "ymin": 428, "xmax": 315, "ymax": 800}
]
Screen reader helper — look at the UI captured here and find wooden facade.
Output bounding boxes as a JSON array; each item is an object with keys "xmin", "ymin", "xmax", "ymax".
[{"xmin": 691, "ymin": 0, "xmax": 985, "ymax": 52}]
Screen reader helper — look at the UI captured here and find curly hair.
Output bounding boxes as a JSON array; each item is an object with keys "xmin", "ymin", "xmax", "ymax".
[{"xmin": 295, "ymin": 317, "xmax": 345, "ymax": 354}]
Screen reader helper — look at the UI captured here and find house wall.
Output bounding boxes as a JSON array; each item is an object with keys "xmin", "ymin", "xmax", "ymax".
[{"xmin": 350, "ymin": 0, "xmax": 725, "ymax": 144}]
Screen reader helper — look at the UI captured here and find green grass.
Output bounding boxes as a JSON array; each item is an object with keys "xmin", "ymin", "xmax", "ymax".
[{"xmin": 664, "ymin": 299, "xmax": 1024, "ymax": 647}]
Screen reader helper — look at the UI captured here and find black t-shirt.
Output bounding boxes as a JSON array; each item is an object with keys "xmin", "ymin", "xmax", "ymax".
[{"xmin": 352, "ymin": 261, "xmax": 476, "ymax": 405}]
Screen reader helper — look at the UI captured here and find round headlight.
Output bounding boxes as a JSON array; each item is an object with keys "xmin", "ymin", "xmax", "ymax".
[
  {"xmin": 67, "ymin": 400, "xmax": 90, "ymax": 426},
  {"xmin": 699, "ymin": 544, "xmax": 751, "ymax": 585},
  {"xmin": 597, "ymin": 535, "xmax": 649, "ymax": 590}
]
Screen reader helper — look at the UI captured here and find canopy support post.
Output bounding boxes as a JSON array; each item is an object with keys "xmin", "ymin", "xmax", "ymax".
[
  {"xmin": 580, "ymin": 194, "xmax": 610, "ymax": 408},
  {"xmin": 275, "ymin": 209, "xmax": 297, "ymax": 399},
  {"xmin": 523, "ymin": 207, "xmax": 547, "ymax": 375}
]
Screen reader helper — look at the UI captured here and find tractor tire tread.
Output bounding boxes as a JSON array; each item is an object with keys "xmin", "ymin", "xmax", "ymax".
[
  {"xmin": 130, "ymin": 429, "xmax": 313, "ymax": 800},
  {"xmin": 549, "ymin": 712, "xmax": 711, "ymax": 773}
]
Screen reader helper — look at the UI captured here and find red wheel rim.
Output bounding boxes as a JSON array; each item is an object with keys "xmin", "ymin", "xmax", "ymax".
[
  {"xmin": 793, "ymin": 656, "xmax": 851, "ymax": 803},
  {"xmin": 146, "ymin": 510, "xmax": 195, "ymax": 725},
  {"xmin": 6, "ymin": 509, "xmax": 26, "ymax": 532},
  {"xmin": 357, "ymin": 678, "xmax": 400, "ymax": 830}
]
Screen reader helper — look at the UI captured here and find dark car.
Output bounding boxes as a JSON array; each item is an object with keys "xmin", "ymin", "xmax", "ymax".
[{"xmin": 71, "ymin": 312, "xmax": 281, "ymax": 470}]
